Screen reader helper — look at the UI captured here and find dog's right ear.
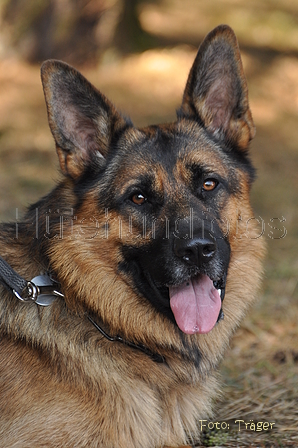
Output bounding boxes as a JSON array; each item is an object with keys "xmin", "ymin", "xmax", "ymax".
[{"xmin": 41, "ymin": 60, "xmax": 129, "ymax": 178}]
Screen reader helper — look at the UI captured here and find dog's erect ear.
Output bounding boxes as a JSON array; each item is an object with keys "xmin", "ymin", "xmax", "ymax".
[
  {"xmin": 179, "ymin": 25, "xmax": 255, "ymax": 151},
  {"xmin": 41, "ymin": 60, "xmax": 129, "ymax": 178}
]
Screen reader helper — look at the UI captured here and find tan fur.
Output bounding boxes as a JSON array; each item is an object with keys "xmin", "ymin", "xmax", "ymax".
[{"xmin": 0, "ymin": 25, "xmax": 265, "ymax": 447}]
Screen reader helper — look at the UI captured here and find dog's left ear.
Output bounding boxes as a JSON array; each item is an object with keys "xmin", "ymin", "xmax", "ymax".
[
  {"xmin": 179, "ymin": 25, "xmax": 255, "ymax": 151},
  {"xmin": 41, "ymin": 60, "xmax": 129, "ymax": 178}
]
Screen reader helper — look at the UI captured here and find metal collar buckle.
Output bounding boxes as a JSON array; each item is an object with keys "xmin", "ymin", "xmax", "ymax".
[{"xmin": 13, "ymin": 274, "xmax": 64, "ymax": 306}]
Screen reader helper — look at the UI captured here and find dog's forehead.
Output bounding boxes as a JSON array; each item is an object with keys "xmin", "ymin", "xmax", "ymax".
[{"xmin": 116, "ymin": 122, "xmax": 229, "ymax": 178}]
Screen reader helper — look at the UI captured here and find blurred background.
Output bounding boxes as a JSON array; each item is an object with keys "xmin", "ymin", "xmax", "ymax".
[{"xmin": 0, "ymin": 0, "xmax": 297, "ymax": 445}]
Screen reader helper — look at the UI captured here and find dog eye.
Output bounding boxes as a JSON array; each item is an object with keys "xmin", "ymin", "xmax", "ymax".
[
  {"xmin": 203, "ymin": 179, "xmax": 218, "ymax": 191},
  {"xmin": 131, "ymin": 193, "xmax": 147, "ymax": 206}
]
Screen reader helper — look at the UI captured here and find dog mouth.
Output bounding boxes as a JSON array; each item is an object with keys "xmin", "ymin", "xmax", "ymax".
[
  {"xmin": 143, "ymin": 269, "xmax": 226, "ymax": 335},
  {"xmin": 119, "ymin": 247, "xmax": 227, "ymax": 335},
  {"xmin": 168, "ymin": 275, "xmax": 224, "ymax": 334}
]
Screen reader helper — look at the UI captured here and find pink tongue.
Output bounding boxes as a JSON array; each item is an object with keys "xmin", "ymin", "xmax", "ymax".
[{"xmin": 169, "ymin": 275, "xmax": 221, "ymax": 334}]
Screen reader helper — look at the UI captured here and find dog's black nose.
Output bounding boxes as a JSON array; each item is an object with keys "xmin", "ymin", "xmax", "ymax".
[{"xmin": 174, "ymin": 237, "xmax": 216, "ymax": 267}]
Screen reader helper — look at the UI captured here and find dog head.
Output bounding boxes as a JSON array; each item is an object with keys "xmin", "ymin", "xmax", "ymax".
[{"xmin": 41, "ymin": 25, "xmax": 256, "ymax": 336}]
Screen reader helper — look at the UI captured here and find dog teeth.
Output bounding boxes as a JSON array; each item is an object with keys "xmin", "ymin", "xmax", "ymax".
[{"xmin": 213, "ymin": 281, "xmax": 224, "ymax": 300}]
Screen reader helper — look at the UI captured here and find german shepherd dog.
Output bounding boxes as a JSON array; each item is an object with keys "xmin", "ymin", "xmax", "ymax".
[{"xmin": 0, "ymin": 25, "xmax": 264, "ymax": 447}]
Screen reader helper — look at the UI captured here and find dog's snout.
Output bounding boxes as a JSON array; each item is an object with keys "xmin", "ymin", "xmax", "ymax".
[{"xmin": 174, "ymin": 237, "xmax": 216, "ymax": 267}]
